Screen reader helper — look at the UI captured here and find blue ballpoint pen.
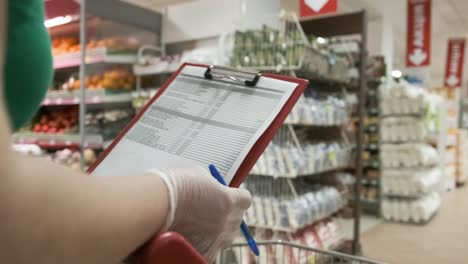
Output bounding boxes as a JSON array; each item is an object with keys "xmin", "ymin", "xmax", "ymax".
[{"xmin": 208, "ymin": 164, "xmax": 260, "ymax": 256}]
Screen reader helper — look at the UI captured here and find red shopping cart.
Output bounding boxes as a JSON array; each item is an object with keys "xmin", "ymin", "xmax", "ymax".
[
  {"xmin": 140, "ymin": 233, "xmax": 384, "ymax": 264},
  {"xmin": 141, "ymin": 232, "xmax": 207, "ymax": 264}
]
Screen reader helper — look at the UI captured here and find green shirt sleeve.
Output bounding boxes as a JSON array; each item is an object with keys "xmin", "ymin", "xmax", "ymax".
[{"xmin": 3, "ymin": 0, "xmax": 53, "ymax": 130}]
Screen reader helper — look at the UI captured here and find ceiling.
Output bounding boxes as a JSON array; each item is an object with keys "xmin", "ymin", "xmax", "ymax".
[{"xmin": 123, "ymin": 0, "xmax": 468, "ymax": 87}]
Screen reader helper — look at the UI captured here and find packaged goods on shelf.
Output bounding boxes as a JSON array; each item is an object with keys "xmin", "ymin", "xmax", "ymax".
[
  {"xmin": 12, "ymin": 144, "xmax": 43, "ymax": 156},
  {"xmin": 381, "ymin": 168, "xmax": 442, "ymax": 197},
  {"xmin": 361, "ymin": 186, "xmax": 379, "ymax": 201},
  {"xmin": 379, "ymin": 81, "xmax": 444, "ymax": 223},
  {"xmin": 229, "ymin": 218, "xmax": 342, "ymax": 263},
  {"xmin": 49, "ymin": 148, "xmax": 97, "ymax": 171},
  {"xmin": 445, "ymin": 147, "xmax": 456, "ymax": 165},
  {"xmin": 231, "ymin": 25, "xmax": 305, "ymax": 69},
  {"xmin": 381, "ymin": 192, "xmax": 441, "ymax": 223},
  {"xmin": 13, "ymin": 145, "xmax": 98, "ymax": 171},
  {"xmin": 250, "ymin": 142, "xmax": 352, "ymax": 177},
  {"xmin": 298, "ymin": 45, "xmax": 350, "ymax": 83},
  {"xmin": 85, "ymin": 108, "xmax": 134, "ymax": 141},
  {"xmin": 131, "ymin": 89, "xmax": 159, "ymax": 112},
  {"xmin": 243, "ymin": 177, "xmax": 344, "ymax": 231},
  {"xmin": 285, "ymin": 96, "xmax": 348, "ymax": 126},
  {"xmin": 380, "ymin": 143, "xmax": 439, "ymax": 169},
  {"xmin": 229, "ymin": 25, "xmax": 350, "ymax": 83},
  {"xmin": 445, "ymin": 164, "xmax": 457, "ymax": 188},
  {"xmin": 380, "ymin": 116, "xmax": 428, "ymax": 142},
  {"xmin": 380, "ymin": 82, "xmax": 443, "ymax": 120},
  {"xmin": 456, "ymin": 129, "xmax": 468, "ymax": 184}
]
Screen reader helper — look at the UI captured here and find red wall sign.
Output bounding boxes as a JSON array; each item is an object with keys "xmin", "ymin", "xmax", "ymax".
[
  {"xmin": 406, "ymin": 0, "xmax": 431, "ymax": 67},
  {"xmin": 300, "ymin": 0, "xmax": 338, "ymax": 17},
  {"xmin": 44, "ymin": 0, "xmax": 80, "ymax": 19},
  {"xmin": 444, "ymin": 38, "xmax": 466, "ymax": 88}
]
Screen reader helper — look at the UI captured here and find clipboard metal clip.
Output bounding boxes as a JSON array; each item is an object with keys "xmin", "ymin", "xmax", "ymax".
[{"xmin": 204, "ymin": 65, "xmax": 261, "ymax": 87}]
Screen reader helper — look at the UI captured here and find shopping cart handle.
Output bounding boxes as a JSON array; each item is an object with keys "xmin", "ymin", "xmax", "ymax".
[{"xmin": 141, "ymin": 232, "xmax": 207, "ymax": 264}]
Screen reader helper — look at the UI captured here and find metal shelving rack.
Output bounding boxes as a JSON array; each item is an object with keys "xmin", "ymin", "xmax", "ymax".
[
  {"xmin": 299, "ymin": 11, "xmax": 368, "ymax": 255},
  {"xmin": 230, "ymin": 11, "xmax": 368, "ymax": 255},
  {"xmin": 77, "ymin": 0, "xmax": 163, "ymax": 169},
  {"xmin": 14, "ymin": 0, "xmax": 164, "ymax": 170}
]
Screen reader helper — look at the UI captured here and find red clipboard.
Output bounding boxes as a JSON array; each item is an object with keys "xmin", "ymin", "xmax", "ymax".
[{"xmin": 87, "ymin": 63, "xmax": 308, "ymax": 262}]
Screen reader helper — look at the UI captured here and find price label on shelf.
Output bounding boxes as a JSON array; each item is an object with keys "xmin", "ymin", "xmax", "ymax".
[
  {"xmin": 328, "ymin": 151, "xmax": 336, "ymax": 165},
  {"xmin": 91, "ymin": 96, "xmax": 101, "ymax": 103}
]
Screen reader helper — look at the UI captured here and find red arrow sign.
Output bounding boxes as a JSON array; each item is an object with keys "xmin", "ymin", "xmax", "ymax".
[
  {"xmin": 406, "ymin": 0, "xmax": 431, "ymax": 67},
  {"xmin": 300, "ymin": 0, "xmax": 338, "ymax": 17},
  {"xmin": 444, "ymin": 38, "xmax": 466, "ymax": 88}
]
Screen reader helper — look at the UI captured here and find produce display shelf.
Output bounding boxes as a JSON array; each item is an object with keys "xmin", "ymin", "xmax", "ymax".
[
  {"xmin": 42, "ymin": 90, "xmax": 133, "ymax": 106},
  {"xmin": 12, "ymin": 132, "xmax": 104, "ymax": 149},
  {"xmin": 53, "ymin": 48, "xmax": 137, "ymax": 69}
]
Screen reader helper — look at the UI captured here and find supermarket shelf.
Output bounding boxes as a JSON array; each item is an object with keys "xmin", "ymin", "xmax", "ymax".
[
  {"xmin": 12, "ymin": 132, "xmax": 104, "ymax": 149},
  {"xmin": 284, "ymin": 121, "xmax": 348, "ymax": 127},
  {"xmin": 367, "ymin": 107, "xmax": 379, "ymax": 116},
  {"xmin": 365, "ymin": 143, "xmax": 379, "ymax": 151},
  {"xmin": 133, "ymin": 63, "xmax": 178, "ymax": 76},
  {"xmin": 53, "ymin": 48, "xmax": 137, "ymax": 69},
  {"xmin": 238, "ymin": 65, "xmax": 356, "ymax": 88},
  {"xmin": 250, "ymin": 165, "xmax": 354, "ymax": 179},
  {"xmin": 364, "ymin": 160, "xmax": 380, "ymax": 169},
  {"xmin": 380, "ymin": 112, "xmax": 426, "ymax": 118},
  {"xmin": 360, "ymin": 199, "xmax": 380, "ymax": 215},
  {"xmin": 349, "ymin": 197, "xmax": 379, "ymax": 205},
  {"xmin": 383, "ymin": 192, "xmax": 431, "ymax": 199},
  {"xmin": 43, "ymin": 90, "xmax": 134, "ymax": 106},
  {"xmin": 362, "ymin": 179, "xmax": 379, "ymax": 186},
  {"xmin": 384, "ymin": 210, "xmax": 438, "ymax": 225},
  {"xmin": 247, "ymin": 208, "xmax": 344, "ymax": 233}
]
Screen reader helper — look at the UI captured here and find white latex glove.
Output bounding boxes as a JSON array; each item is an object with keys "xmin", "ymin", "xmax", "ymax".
[{"xmin": 148, "ymin": 166, "xmax": 252, "ymax": 262}]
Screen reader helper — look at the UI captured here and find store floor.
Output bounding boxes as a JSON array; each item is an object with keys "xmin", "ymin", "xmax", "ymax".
[{"xmin": 361, "ymin": 186, "xmax": 468, "ymax": 264}]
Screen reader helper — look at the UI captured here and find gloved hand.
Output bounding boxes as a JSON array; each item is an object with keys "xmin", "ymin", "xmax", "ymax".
[{"xmin": 148, "ymin": 166, "xmax": 252, "ymax": 262}]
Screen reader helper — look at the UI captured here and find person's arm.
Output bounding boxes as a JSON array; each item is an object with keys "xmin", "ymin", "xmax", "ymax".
[
  {"xmin": 0, "ymin": 2, "xmax": 169, "ymax": 263},
  {"xmin": 0, "ymin": 2, "xmax": 251, "ymax": 263}
]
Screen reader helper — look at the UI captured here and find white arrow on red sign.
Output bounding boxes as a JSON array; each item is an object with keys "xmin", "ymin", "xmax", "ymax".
[
  {"xmin": 304, "ymin": 0, "xmax": 329, "ymax": 12},
  {"xmin": 446, "ymin": 75, "xmax": 460, "ymax": 87},
  {"xmin": 409, "ymin": 48, "xmax": 428, "ymax": 66}
]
